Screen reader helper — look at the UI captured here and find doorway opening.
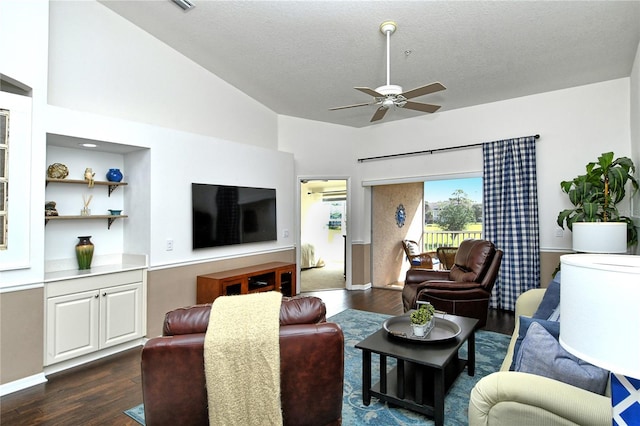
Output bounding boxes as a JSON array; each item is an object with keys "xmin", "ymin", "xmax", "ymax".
[{"xmin": 300, "ymin": 179, "xmax": 347, "ymax": 292}]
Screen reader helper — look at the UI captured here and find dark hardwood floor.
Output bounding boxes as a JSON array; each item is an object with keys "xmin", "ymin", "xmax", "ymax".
[{"xmin": 0, "ymin": 288, "xmax": 514, "ymax": 425}]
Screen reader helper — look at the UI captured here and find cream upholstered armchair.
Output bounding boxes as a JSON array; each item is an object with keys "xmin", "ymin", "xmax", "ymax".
[{"xmin": 468, "ymin": 288, "xmax": 611, "ymax": 426}]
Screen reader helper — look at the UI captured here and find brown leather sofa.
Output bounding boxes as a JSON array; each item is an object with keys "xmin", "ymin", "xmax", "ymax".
[
  {"xmin": 141, "ymin": 296, "xmax": 344, "ymax": 426},
  {"xmin": 402, "ymin": 239, "xmax": 503, "ymax": 328}
]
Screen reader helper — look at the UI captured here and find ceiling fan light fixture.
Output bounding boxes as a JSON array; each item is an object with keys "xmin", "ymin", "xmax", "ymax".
[{"xmin": 381, "ymin": 98, "xmax": 395, "ymax": 108}]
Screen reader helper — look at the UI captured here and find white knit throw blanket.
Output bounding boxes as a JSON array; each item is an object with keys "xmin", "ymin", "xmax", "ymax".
[{"xmin": 204, "ymin": 291, "xmax": 283, "ymax": 425}]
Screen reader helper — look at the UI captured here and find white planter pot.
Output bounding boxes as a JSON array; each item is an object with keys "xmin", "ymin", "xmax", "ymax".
[
  {"xmin": 572, "ymin": 222, "xmax": 627, "ymax": 253},
  {"xmin": 411, "ymin": 317, "xmax": 435, "ymax": 337}
]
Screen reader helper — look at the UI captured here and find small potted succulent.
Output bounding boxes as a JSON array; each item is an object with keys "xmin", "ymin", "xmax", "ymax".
[{"xmin": 410, "ymin": 302, "xmax": 436, "ymax": 337}]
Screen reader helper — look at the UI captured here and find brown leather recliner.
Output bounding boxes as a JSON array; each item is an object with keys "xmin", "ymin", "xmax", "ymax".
[
  {"xmin": 402, "ymin": 239, "xmax": 503, "ymax": 328},
  {"xmin": 141, "ymin": 296, "xmax": 344, "ymax": 426}
]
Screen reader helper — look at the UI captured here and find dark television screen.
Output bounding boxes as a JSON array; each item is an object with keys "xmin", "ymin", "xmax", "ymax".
[{"xmin": 192, "ymin": 183, "xmax": 277, "ymax": 249}]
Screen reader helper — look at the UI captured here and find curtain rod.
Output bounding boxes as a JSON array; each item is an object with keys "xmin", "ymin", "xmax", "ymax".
[{"xmin": 357, "ymin": 134, "xmax": 540, "ymax": 163}]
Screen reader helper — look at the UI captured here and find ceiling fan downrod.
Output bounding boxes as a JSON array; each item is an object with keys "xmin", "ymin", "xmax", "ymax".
[{"xmin": 377, "ymin": 21, "xmax": 401, "ymax": 96}]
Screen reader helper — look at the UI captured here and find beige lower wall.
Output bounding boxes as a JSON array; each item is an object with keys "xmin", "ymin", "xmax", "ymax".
[
  {"xmin": 351, "ymin": 242, "xmax": 370, "ymax": 286},
  {"xmin": 0, "ymin": 246, "xmax": 570, "ymax": 388},
  {"xmin": 0, "ymin": 287, "xmax": 44, "ymax": 385},
  {"xmin": 146, "ymin": 249, "xmax": 295, "ymax": 338},
  {"xmin": 540, "ymin": 250, "xmax": 571, "ymax": 286}
]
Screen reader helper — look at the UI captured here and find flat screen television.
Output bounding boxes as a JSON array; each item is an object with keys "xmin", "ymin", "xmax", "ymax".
[{"xmin": 192, "ymin": 183, "xmax": 277, "ymax": 249}]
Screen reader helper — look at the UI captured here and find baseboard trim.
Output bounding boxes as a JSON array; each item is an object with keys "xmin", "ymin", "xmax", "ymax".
[
  {"xmin": 350, "ymin": 282, "xmax": 372, "ymax": 290},
  {"xmin": 43, "ymin": 339, "xmax": 145, "ymax": 376},
  {"xmin": 0, "ymin": 373, "xmax": 47, "ymax": 396}
]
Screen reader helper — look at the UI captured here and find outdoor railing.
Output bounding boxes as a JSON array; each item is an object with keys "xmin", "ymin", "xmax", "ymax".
[{"xmin": 422, "ymin": 231, "xmax": 483, "ymax": 252}]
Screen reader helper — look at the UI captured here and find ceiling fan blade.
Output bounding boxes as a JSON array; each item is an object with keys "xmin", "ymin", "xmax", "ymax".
[
  {"xmin": 402, "ymin": 101, "xmax": 441, "ymax": 113},
  {"xmin": 329, "ymin": 102, "xmax": 372, "ymax": 111},
  {"xmin": 355, "ymin": 87, "xmax": 384, "ymax": 98},
  {"xmin": 401, "ymin": 82, "xmax": 446, "ymax": 100},
  {"xmin": 370, "ymin": 106, "xmax": 388, "ymax": 122}
]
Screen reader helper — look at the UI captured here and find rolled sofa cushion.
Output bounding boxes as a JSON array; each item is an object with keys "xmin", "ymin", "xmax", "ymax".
[
  {"xmin": 509, "ymin": 316, "xmax": 560, "ymax": 371},
  {"xmin": 514, "ymin": 322, "xmax": 609, "ymax": 395}
]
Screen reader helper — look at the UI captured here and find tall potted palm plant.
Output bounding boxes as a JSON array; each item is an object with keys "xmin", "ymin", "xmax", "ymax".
[{"xmin": 557, "ymin": 152, "xmax": 639, "ymax": 251}]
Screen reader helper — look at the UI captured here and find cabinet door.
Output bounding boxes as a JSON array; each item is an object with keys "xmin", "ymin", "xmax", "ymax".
[
  {"xmin": 100, "ymin": 282, "xmax": 143, "ymax": 348},
  {"xmin": 46, "ymin": 290, "xmax": 100, "ymax": 365}
]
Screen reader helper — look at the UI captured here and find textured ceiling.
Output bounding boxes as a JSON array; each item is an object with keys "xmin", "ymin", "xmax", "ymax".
[{"xmin": 99, "ymin": 1, "xmax": 640, "ymax": 128}]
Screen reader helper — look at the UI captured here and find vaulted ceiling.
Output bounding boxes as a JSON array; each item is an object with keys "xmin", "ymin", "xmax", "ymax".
[{"xmin": 100, "ymin": 1, "xmax": 640, "ymax": 128}]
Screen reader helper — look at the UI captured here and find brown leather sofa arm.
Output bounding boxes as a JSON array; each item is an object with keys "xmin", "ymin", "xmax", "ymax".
[
  {"xmin": 419, "ymin": 286, "xmax": 489, "ymax": 301},
  {"xmin": 405, "ymin": 269, "xmax": 449, "ymax": 286},
  {"xmin": 422, "ymin": 281, "xmax": 483, "ymax": 291}
]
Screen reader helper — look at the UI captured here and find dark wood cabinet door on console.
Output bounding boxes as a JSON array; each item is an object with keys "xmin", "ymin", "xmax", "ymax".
[{"xmin": 197, "ymin": 262, "xmax": 296, "ymax": 304}]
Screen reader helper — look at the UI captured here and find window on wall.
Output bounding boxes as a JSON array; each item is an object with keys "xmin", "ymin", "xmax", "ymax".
[
  {"xmin": 423, "ymin": 177, "xmax": 483, "ymax": 250},
  {"xmin": 0, "ymin": 109, "xmax": 8, "ymax": 249}
]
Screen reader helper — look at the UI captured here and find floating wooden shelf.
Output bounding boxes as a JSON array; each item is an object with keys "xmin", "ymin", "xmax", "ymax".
[
  {"xmin": 46, "ymin": 178, "xmax": 128, "ymax": 196},
  {"xmin": 45, "ymin": 214, "xmax": 128, "ymax": 229}
]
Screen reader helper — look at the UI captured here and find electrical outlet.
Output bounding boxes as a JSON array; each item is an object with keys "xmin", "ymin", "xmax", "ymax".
[{"xmin": 166, "ymin": 239, "xmax": 174, "ymax": 251}]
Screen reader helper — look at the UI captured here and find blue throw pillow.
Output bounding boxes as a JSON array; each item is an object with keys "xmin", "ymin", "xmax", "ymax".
[
  {"xmin": 509, "ymin": 316, "xmax": 560, "ymax": 371},
  {"xmin": 514, "ymin": 322, "xmax": 609, "ymax": 395},
  {"xmin": 533, "ymin": 272, "xmax": 561, "ymax": 320}
]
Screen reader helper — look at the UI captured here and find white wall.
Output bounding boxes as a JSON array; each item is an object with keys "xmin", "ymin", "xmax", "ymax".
[
  {"xmin": 630, "ymin": 41, "xmax": 640, "ymax": 227},
  {"xmin": 48, "ymin": 1, "xmax": 278, "ymax": 150},
  {"xmin": 0, "ymin": 0, "xmax": 49, "ymax": 287},
  {"xmin": 280, "ymin": 78, "xmax": 632, "ymax": 252},
  {"xmin": 45, "ymin": 106, "xmax": 294, "ymax": 269}
]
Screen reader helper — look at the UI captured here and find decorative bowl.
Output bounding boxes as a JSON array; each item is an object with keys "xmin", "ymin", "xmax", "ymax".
[{"xmin": 108, "ymin": 209, "xmax": 122, "ymax": 216}]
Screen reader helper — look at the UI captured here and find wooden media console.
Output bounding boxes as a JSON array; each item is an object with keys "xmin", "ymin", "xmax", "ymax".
[{"xmin": 196, "ymin": 261, "xmax": 296, "ymax": 303}]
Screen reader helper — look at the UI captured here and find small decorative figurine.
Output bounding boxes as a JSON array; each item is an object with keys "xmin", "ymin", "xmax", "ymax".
[
  {"xmin": 84, "ymin": 168, "xmax": 95, "ymax": 188},
  {"xmin": 45, "ymin": 201, "xmax": 59, "ymax": 216}
]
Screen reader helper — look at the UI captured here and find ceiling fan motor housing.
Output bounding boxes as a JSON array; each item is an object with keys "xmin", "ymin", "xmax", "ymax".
[{"xmin": 375, "ymin": 84, "xmax": 403, "ymax": 96}]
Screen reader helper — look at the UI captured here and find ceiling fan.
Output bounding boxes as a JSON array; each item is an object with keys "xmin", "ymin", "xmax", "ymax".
[{"xmin": 329, "ymin": 21, "xmax": 446, "ymax": 123}]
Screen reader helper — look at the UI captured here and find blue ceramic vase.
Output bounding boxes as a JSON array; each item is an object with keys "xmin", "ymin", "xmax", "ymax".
[{"xmin": 106, "ymin": 168, "xmax": 123, "ymax": 182}]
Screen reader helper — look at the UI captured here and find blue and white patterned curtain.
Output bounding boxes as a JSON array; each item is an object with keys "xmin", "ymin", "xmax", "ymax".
[{"xmin": 483, "ymin": 136, "xmax": 540, "ymax": 311}]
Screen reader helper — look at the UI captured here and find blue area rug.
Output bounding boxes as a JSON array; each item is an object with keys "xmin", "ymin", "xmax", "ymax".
[{"xmin": 125, "ymin": 309, "xmax": 510, "ymax": 425}]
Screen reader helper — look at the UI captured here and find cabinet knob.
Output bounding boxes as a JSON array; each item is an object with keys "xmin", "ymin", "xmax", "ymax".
[
  {"xmin": 94, "ymin": 294, "xmax": 99, "ymax": 298},
  {"xmin": 102, "ymin": 292, "xmax": 107, "ymax": 297}
]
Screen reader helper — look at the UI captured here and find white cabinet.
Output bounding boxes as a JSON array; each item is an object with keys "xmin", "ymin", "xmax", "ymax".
[
  {"xmin": 45, "ymin": 269, "xmax": 146, "ymax": 366},
  {"xmin": 100, "ymin": 282, "xmax": 142, "ymax": 348},
  {"xmin": 47, "ymin": 289, "xmax": 100, "ymax": 363}
]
